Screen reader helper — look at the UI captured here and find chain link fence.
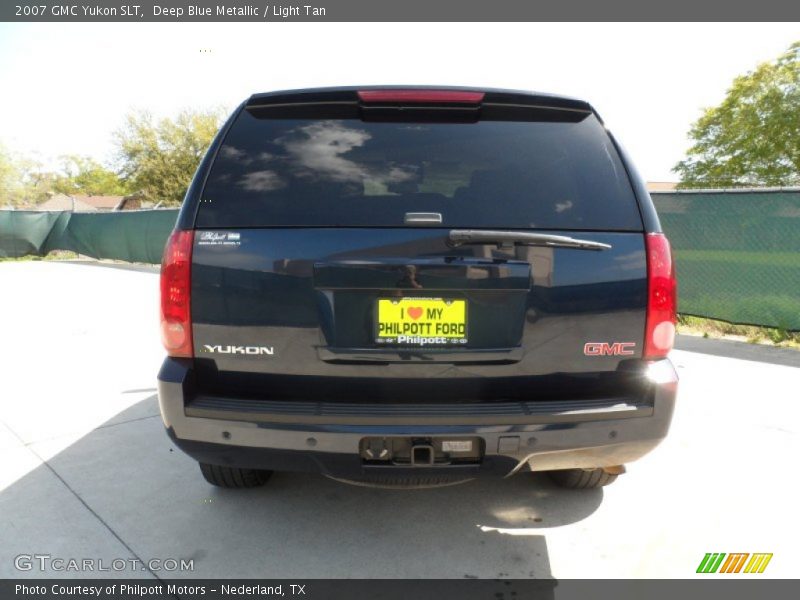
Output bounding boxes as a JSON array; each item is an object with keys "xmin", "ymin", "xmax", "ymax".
[{"xmin": 652, "ymin": 189, "xmax": 800, "ymax": 331}]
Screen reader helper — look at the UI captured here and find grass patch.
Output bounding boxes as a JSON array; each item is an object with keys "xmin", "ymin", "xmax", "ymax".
[
  {"xmin": 0, "ymin": 250, "xmax": 79, "ymax": 262},
  {"xmin": 678, "ymin": 315, "xmax": 800, "ymax": 349}
]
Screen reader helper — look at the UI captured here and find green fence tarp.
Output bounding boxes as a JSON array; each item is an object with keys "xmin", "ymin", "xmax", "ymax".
[
  {"xmin": 652, "ymin": 190, "xmax": 800, "ymax": 331},
  {"xmin": 0, "ymin": 210, "xmax": 70, "ymax": 258},
  {"xmin": 1, "ymin": 192, "xmax": 799, "ymax": 330},
  {"xmin": 0, "ymin": 209, "xmax": 178, "ymax": 264}
]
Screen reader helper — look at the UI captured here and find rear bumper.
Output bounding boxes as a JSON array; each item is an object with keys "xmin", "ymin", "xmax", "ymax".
[{"xmin": 157, "ymin": 357, "xmax": 678, "ymax": 478}]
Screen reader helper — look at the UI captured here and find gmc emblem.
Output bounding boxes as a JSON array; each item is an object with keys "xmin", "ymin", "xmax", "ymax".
[{"xmin": 583, "ymin": 342, "xmax": 636, "ymax": 356}]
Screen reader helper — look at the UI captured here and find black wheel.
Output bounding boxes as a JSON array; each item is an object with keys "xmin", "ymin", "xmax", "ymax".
[
  {"xmin": 548, "ymin": 467, "xmax": 621, "ymax": 489},
  {"xmin": 199, "ymin": 462, "xmax": 272, "ymax": 488}
]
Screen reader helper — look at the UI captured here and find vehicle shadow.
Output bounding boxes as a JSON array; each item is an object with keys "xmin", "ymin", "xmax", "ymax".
[{"xmin": 1, "ymin": 396, "xmax": 603, "ymax": 580}]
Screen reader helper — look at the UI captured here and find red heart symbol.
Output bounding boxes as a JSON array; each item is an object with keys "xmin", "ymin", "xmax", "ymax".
[{"xmin": 407, "ymin": 307, "xmax": 423, "ymax": 320}]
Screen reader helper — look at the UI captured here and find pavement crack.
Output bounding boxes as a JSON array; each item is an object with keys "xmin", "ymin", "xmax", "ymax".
[
  {"xmin": 7, "ymin": 414, "xmax": 162, "ymax": 450},
  {"xmin": 2, "ymin": 422, "xmax": 178, "ymax": 595},
  {"xmin": 93, "ymin": 413, "xmax": 162, "ymax": 431}
]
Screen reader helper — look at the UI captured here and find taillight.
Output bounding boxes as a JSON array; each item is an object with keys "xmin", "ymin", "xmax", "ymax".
[
  {"xmin": 160, "ymin": 230, "xmax": 194, "ymax": 358},
  {"xmin": 644, "ymin": 233, "xmax": 677, "ymax": 359},
  {"xmin": 357, "ymin": 90, "xmax": 485, "ymax": 104}
]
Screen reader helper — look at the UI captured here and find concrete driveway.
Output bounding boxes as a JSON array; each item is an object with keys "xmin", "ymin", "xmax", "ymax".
[{"xmin": 1, "ymin": 261, "xmax": 798, "ymax": 579}]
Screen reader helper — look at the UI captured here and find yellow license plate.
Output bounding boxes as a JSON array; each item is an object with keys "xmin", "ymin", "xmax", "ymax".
[{"xmin": 376, "ymin": 298, "xmax": 467, "ymax": 346}]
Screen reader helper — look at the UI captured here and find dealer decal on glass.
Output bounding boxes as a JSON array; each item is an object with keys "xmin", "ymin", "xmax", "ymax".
[{"xmin": 376, "ymin": 298, "xmax": 467, "ymax": 346}]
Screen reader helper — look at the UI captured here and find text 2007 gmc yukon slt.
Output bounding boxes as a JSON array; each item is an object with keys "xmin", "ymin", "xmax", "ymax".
[{"xmin": 157, "ymin": 87, "xmax": 678, "ymax": 490}]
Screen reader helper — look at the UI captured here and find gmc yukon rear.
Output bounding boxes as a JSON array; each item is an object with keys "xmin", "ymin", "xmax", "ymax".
[{"xmin": 157, "ymin": 87, "xmax": 678, "ymax": 490}]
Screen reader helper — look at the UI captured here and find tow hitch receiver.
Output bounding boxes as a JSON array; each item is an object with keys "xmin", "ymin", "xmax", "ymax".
[
  {"xmin": 360, "ymin": 437, "xmax": 483, "ymax": 466},
  {"xmin": 411, "ymin": 444, "xmax": 435, "ymax": 466}
]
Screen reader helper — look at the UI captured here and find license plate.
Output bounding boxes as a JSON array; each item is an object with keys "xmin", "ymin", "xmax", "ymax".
[
  {"xmin": 376, "ymin": 298, "xmax": 467, "ymax": 346},
  {"xmin": 442, "ymin": 440, "xmax": 473, "ymax": 452}
]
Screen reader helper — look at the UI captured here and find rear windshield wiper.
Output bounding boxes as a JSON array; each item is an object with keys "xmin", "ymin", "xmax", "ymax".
[{"xmin": 448, "ymin": 230, "xmax": 612, "ymax": 251}]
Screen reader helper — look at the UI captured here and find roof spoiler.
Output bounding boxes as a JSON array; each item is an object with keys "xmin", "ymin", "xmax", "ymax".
[{"xmin": 245, "ymin": 86, "xmax": 593, "ymax": 114}]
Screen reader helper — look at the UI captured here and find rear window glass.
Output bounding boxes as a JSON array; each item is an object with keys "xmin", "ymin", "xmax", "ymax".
[{"xmin": 196, "ymin": 109, "xmax": 642, "ymax": 230}]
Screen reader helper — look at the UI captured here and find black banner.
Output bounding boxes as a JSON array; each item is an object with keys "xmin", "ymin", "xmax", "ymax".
[
  {"xmin": 3, "ymin": 580, "xmax": 799, "ymax": 600},
  {"xmin": 3, "ymin": 0, "xmax": 800, "ymax": 22}
]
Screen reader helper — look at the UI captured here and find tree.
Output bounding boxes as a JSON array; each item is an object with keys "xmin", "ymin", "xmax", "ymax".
[
  {"xmin": 673, "ymin": 41, "xmax": 800, "ymax": 188},
  {"xmin": 2, "ymin": 146, "xmax": 132, "ymax": 207},
  {"xmin": 114, "ymin": 109, "xmax": 224, "ymax": 205},
  {"xmin": 0, "ymin": 142, "xmax": 51, "ymax": 207},
  {"xmin": 52, "ymin": 155, "xmax": 131, "ymax": 197},
  {"xmin": 0, "ymin": 143, "xmax": 19, "ymax": 206}
]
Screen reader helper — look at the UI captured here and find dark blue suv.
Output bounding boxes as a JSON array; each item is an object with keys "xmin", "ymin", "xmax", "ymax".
[{"xmin": 157, "ymin": 87, "xmax": 678, "ymax": 490}]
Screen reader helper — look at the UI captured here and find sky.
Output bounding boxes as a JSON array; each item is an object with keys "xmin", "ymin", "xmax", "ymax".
[{"xmin": 0, "ymin": 22, "xmax": 797, "ymax": 182}]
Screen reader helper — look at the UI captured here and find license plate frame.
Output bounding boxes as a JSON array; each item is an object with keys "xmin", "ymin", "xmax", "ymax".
[{"xmin": 375, "ymin": 297, "xmax": 468, "ymax": 346}]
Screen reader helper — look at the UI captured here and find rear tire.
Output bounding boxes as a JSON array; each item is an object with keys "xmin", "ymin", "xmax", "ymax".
[
  {"xmin": 548, "ymin": 468, "xmax": 619, "ymax": 489},
  {"xmin": 199, "ymin": 462, "xmax": 272, "ymax": 488}
]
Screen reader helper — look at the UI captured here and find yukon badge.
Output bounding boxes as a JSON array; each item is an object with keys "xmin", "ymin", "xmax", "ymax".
[
  {"xmin": 584, "ymin": 342, "xmax": 636, "ymax": 356},
  {"xmin": 203, "ymin": 344, "xmax": 274, "ymax": 356}
]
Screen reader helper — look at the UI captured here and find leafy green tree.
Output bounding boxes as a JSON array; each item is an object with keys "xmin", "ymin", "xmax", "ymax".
[
  {"xmin": 674, "ymin": 41, "xmax": 800, "ymax": 188},
  {"xmin": 0, "ymin": 142, "xmax": 52, "ymax": 207},
  {"xmin": 52, "ymin": 155, "xmax": 131, "ymax": 197},
  {"xmin": 0, "ymin": 143, "xmax": 19, "ymax": 206},
  {"xmin": 2, "ymin": 147, "xmax": 131, "ymax": 207},
  {"xmin": 114, "ymin": 109, "xmax": 224, "ymax": 205}
]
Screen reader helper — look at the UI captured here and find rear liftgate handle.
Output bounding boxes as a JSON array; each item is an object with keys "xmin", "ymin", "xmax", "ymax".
[{"xmin": 404, "ymin": 212, "xmax": 443, "ymax": 226}]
